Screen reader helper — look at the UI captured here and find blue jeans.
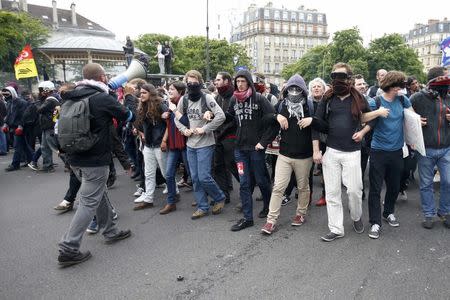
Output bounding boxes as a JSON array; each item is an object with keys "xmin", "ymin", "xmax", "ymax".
[
  {"xmin": 11, "ymin": 135, "xmax": 33, "ymax": 168},
  {"xmin": 235, "ymin": 149, "xmax": 272, "ymax": 221},
  {"xmin": 187, "ymin": 145, "xmax": 224, "ymax": 212},
  {"xmin": 165, "ymin": 149, "xmax": 188, "ymax": 205},
  {"xmin": 417, "ymin": 147, "xmax": 450, "ymax": 217},
  {"xmin": 0, "ymin": 130, "xmax": 7, "ymax": 154}
]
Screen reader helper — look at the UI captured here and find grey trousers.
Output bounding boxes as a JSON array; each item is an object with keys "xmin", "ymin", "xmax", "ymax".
[
  {"xmin": 41, "ymin": 129, "xmax": 54, "ymax": 169},
  {"xmin": 59, "ymin": 166, "xmax": 119, "ymax": 255}
]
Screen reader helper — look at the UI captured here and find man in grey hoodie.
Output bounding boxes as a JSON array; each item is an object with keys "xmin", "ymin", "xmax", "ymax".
[
  {"xmin": 173, "ymin": 70, "xmax": 226, "ymax": 219},
  {"xmin": 261, "ymin": 74, "xmax": 315, "ymax": 235}
]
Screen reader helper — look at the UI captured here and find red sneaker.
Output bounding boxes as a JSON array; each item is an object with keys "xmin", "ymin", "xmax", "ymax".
[
  {"xmin": 291, "ymin": 214, "xmax": 305, "ymax": 226},
  {"xmin": 316, "ymin": 196, "xmax": 326, "ymax": 207},
  {"xmin": 261, "ymin": 222, "xmax": 276, "ymax": 235}
]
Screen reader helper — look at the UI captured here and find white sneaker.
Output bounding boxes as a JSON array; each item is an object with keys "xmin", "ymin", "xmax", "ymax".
[
  {"xmin": 134, "ymin": 193, "xmax": 148, "ymax": 203},
  {"xmin": 163, "ymin": 186, "xmax": 168, "ymax": 194},
  {"xmin": 133, "ymin": 187, "xmax": 144, "ymax": 197},
  {"xmin": 433, "ymin": 172, "xmax": 440, "ymax": 183},
  {"xmin": 368, "ymin": 224, "xmax": 381, "ymax": 239},
  {"xmin": 397, "ymin": 191, "xmax": 407, "ymax": 201}
]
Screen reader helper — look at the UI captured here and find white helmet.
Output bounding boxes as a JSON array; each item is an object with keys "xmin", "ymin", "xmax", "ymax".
[{"xmin": 38, "ymin": 81, "xmax": 55, "ymax": 91}]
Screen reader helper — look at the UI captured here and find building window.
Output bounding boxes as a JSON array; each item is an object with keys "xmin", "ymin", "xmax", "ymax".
[
  {"xmin": 283, "ymin": 23, "xmax": 289, "ymax": 33},
  {"xmin": 292, "ymin": 49, "xmax": 297, "ymax": 59},
  {"xmin": 307, "ymin": 14, "xmax": 312, "ymax": 22},
  {"xmin": 274, "ymin": 22, "xmax": 281, "ymax": 33},
  {"xmin": 265, "ymin": 48, "xmax": 270, "ymax": 56},
  {"xmin": 439, "ymin": 24, "xmax": 444, "ymax": 32},
  {"xmin": 275, "ymin": 49, "xmax": 280, "ymax": 57},
  {"xmin": 291, "ymin": 37, "xmax": 297, "ymax": 46},
  {"xmin": 318, "ymin": 14, "xmax": 323, "ymax": 23},
  {"xmin": 299, "ymin": 24, "xmax": 305, "ymax": 34},
  {"xmin": 283, "ymin": 49, "xmax": 288, "ymax": 58},
  {"xmin": 299, "ymin": 38, "xmax": 304, "ymax": 45},
  {"xmin": 275, "ymin": 63, "xmax": 280, "ymax": 73},
  {"xmin": 299, "ymin": 13, "xmax": 304, "ymax": 20},
  {"xmin": 274, "ymin": 10, "xmax": 280, "ymax": 20},
  {"xmin": 264, "ymin": 36, "xmax": 270, "ymax": 45},
  {"xmin": 275, "ymin": 36, "xmax": 280, "ymax": 46},
  {"xmin": 413, "ymin": 30, "xmax": 416, "ymax": 36},
  {"xmin": 264, "ymin": 62, "xmax": 270, "ymax": 73},
  {"xmin": 317, "ymin": 26, "xmax": 323, "ymax": 35},
  {"xmin": 265, "ymin": 21, "xmax": 271, "ymax": 32},
  {"xmin": 283, "ymin": 37, "xmax": 288, "ymax": 45},
  {"xmin": 425, "ymin": 26, "xmax": 428, "ymax": 33},
  {"xmin": 264, "ymin": 9, "xmax": 270, "ymax": 19},
  {"xmin": 282, "ymin": 11, "xmax": 288, "ymax": 20},
  {"xmin": 291, "ymin": 23, "xmax": 297, "ymax": 33},
  {"xmin": 291, "ymin": 12, "xmax": 296, "ymax": 21},
  {"xmin": 255, "ymin": 10, "xmax": 259, "ymax": 18},
  {"xmin": 307, "ymin": 25, "xmax": 313, "ymax": 35}
]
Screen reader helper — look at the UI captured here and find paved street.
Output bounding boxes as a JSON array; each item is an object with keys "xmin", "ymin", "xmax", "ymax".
[{"xmin": 0, "ymin": 152, "xmax": 448, "ymax": 300}]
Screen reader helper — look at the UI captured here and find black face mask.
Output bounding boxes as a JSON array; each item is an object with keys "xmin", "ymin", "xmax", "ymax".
[
  {"xmin": 332, "ymin": 79, "xmax": 351, "ymax": 96},
  {"xmin": 431, "ymin": 85, "xmax": 449, "ymax": 98},
  {"xmin": 187, "ymin": 82, "xmax": 202, "ymax": 101}
]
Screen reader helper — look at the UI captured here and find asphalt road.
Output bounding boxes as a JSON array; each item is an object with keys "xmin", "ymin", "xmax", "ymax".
[{"xmin": 0, "ymin": 152, "xmax": 448, "ymax": 300}]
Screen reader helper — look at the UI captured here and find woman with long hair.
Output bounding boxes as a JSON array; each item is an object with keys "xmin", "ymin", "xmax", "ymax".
[{"xmin": 133, "ymin": 83, "xmax": 168, "ymax": 210}]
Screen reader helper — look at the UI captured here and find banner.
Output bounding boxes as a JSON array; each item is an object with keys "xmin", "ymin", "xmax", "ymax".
[
  {"xmin": 14, "ymin": 44, "xmax": 38, "ymax": 79},
  {"xmin": 440, "ymin": 36, "xmax": 450, "ymax": 67}
]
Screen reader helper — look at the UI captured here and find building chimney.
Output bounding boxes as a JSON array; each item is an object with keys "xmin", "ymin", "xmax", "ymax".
[
  {"xmin": 52, "ymin": 0, "xmax": 58, "ymax": 29},
  {"xmin": 71, "ymin": 3, "xmax": 77, "ymax": 26},
  {"xmin": 19, "ymin": 0, "xmax": 28, "ymax": 12}
]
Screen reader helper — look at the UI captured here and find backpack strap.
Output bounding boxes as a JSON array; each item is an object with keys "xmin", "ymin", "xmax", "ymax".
[
  {"xmin": 277, "ymin": 99, "xmax": 285, "ymax": 114},
  {"xmin": 182, "ymin": 95, "xmax": 188, "ymax": 115},
  {"xmin": 200, "ymin": 93, "xmax": 209, "ymax": 113},
  {"xmin": 374, "ymin": 96, "xmax": 382, "ymax": 109},
  {"xmin": 306, "ymin": 98, "xmax": 314, "ymax": 117}
]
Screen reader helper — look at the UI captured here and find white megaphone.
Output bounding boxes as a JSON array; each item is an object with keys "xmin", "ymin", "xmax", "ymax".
[{"xmin": 108, "ymin": 59, "xmax": 147, "ymax": 90}]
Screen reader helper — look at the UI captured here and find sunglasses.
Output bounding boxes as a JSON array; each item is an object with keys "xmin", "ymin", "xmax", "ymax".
[{"xmin": 330, "ymin": 72, "xmax": 351, "ymax": 80}]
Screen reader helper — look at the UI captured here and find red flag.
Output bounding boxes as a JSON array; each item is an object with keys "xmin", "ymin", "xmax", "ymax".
[{"xmin": 15, "ymin": 44, "xmax": 34, "ymax": 65}]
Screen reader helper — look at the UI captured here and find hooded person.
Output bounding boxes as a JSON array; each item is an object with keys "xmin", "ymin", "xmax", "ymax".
[
  {"xmin": 261, "ymin": 74, "xmax": 317, "ymax": 235},
  {"xmin": 2, "ymin": 86, "xmax": 34, "ymax": 171},
  {"xmin": 212, "ymin": 71, "xmax": 240, "ymax": 204},
  {"xmin": 227, "ymin": 69, "xmax": 278, "ymax": 232},
  {"xmin": 410, "ymin": 66, "xmax": 450, "ymax": 229}
]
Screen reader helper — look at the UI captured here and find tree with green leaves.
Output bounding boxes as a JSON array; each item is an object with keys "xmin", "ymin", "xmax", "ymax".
[
  {"xmin": 367, "ymin": 33, "xmax": 425, "ymax": 83},
  {"xmin": 0, "ymin": 11, "xmax": 49, "ymax": 72},
  {"xmin": 135, "ymin": 34, "xmax": 251, "ymax": 81}
]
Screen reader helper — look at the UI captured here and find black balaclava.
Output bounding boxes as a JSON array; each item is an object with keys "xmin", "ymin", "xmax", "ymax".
[
  {"xmin": 187, "ymin": 82, "xmax": 202, "ymax": 101},
  {"xmin": 332, "ymin": 79, "xmax": 351, "ymax": 96}
]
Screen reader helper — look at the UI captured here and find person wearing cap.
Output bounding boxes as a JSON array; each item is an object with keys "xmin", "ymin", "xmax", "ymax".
[
  {"xmin": 410, "ymin": 66, "xmax": 450, "ymax": 229},
  {"xmin": 35, "ymin": 81, "xmax": 60, "ymax": 172},
  {"xmin": 2, "ymin": 86, "xmax": 33, "ymax": 171}
]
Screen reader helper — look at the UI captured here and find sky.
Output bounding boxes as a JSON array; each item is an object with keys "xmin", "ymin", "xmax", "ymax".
[{"xmin": 27, "ymin": 0, "xmax": 448, "ymax": 45}]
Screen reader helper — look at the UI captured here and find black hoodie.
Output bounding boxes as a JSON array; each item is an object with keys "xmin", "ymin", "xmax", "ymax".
[
  {"xmin": 214, "ymin": 83, "xmax": 236, "ymax": 141},
  {"xmin": 228, "ymin": 70, "xmax": 278, "ymax": 150},
  {"xmin": 62, "ymin": 83, "xmax": 130, "ymax": 167}
]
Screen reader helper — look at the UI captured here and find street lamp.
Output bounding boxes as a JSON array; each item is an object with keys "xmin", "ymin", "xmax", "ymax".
[{"xmin": 205, "ymin": 0, "xmax": 211, "ymax": 82}]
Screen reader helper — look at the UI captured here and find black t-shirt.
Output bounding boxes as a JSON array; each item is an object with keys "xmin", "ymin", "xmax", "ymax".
[
  {"xmin": 318, "ymin": 95, "xmax": 371, "ymax": 152},
  {"xmin": 275, "ymin": 101, "xmax": 313, "ymax": 159}
]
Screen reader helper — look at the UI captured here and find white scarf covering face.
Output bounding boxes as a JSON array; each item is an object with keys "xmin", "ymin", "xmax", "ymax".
[{"xmin": 286, "ymin": 94, "xmax": 305, "ymax": 120}]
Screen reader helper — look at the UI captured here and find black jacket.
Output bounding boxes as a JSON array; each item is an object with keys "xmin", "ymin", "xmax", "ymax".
[
  {"xmin": 0, "ymin": 100, "xmax": 6, "ymax": 127},
  {"xmin": 229, "ymin": 70, "xmax": 278, "ymax": 150},
  {"xmin": 411, "ymin": 89, "xmax": 450, "ymax": 149},
  {"xmin": 37, "ymin": 95, "xmax": 59, "ymax": 130},
  {"xmin": 5, "ymin": 97, "xmax": 28, "ymax": 129},
  {"xmin": 63, "ymin": 84, "xmax": 131, "ymax": 167},
  {"xmin": 139, "ymin": 104, "xmax": 168, "ymax": 148},
  {"xmin": 214, "ymin": 84, "xmax": 237, "ymax": 142}
]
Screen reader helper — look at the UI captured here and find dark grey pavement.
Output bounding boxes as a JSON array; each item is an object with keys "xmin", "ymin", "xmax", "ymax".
[{"xmin": 0, "ymin": 153, "xmax": 448, "ymax": 299}]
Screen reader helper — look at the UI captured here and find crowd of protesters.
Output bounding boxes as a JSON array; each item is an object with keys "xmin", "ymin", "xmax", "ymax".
[{"xmin": 1, "ymin": 62, "xmax": 449, "ymax": 267}]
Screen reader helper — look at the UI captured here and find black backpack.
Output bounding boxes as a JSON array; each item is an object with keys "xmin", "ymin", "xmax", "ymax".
[{"xmin": 58, "ymin": 92, "xmax": 101, "ymax": 154}]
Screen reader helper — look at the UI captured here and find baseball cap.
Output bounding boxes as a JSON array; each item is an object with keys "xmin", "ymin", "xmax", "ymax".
[{"xmin": 38, "ymin": 81, "xmax": 55, "ymax": 91}]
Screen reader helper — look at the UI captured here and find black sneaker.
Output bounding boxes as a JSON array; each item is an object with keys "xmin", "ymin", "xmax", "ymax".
[
  {"xmin": 104, "ymin": 230, "xmax": 132, "ymax": 244},
  {"xmin": 258, "ymin": 208, "xmax": 269, "ymax": 218},
  {"xmin": 353, "ymin": 218, "xmax": 364, "ymax": 234},
  {"xmin": 58, "ymin": 251, "xmax": 92, "ymax": 267},
  {"xmin": 39, "ymin": 167, "xmax": 55, "ymax": 173},
  {"xmin": 321, "ymin": 232, "xmax": 344, "ymax": 242},
  {"xmin": 5, "ymin": 165, "xmax": 19, "ymax": 172},
  {"xmin": 443, "ymin": 215, "xmax": 450, "ymax": 229},
  {"xmin": 422, "ymin": 217, "xmax": 434, "ymax": 229},
  {"xmin": 281, "ymin": 195, "xmax": 291, "ymax": 206},
  {"xmin": 231, "ymin": 219, "xmax": 254, "ymax": 232}
]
